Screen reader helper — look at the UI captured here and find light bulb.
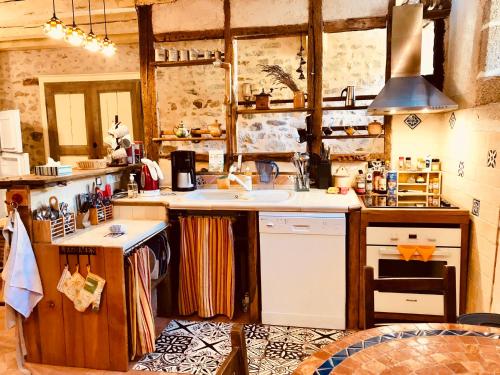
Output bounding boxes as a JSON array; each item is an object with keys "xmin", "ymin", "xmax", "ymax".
[
  {"xmin": 101, "ymin": 37, "xmax": 116, "ymax": 57},
  {"xmin": 85, "ymin": 32, "xmax": 102, "ymax": 52},
  {"xmin": 43, "ymin": 16, "xmax": 65, "ymax": 39},
  {"xmin": 65, "ymin": 25, "xmax": 86, "ymax": 47}
]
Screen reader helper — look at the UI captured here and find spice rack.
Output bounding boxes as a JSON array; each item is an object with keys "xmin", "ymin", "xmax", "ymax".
[
  {"xmin": 89, "ymin": 205, "xmax": 113, "ymax": 225},
  {"xmin": 396, "ymin": 171, "xmax": 442, "ymax": 207},
  {"xmin": 33, "ymin": 213, "xmax": 77, "ymax": 243}
]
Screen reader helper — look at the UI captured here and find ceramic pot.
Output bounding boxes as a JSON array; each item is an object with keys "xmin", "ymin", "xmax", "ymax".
[
  {"xmin": 333, "ymin": 166, "xmax": 350, "ymax": 188},
  {"xmin": 293, "ymin": 91, "xmax": 306, "ymax": 108},
  {"xmin": 208, "ymin": 120, "xmax": 223, "ymax": 137},
  {"xmin": 368, "ymin": 120, "xmax": 383, "ymax": 135}
]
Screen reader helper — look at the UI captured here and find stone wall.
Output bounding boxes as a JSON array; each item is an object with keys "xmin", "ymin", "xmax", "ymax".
[{"xmin": 0, "ymin": 44, "xmax": 139, "ymax": 167}]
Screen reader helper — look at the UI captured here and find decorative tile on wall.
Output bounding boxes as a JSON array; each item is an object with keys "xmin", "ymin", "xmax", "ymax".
[
  {"xmin": 487, "ymin": 150, "xmax": 497, "ymax": 168},
  {"xmin": 404, "ymin": 114, "xmax": 422, "ymax": 129},
  {"xmin": 472, "ymin": 198, "xmax": 480, "ymax": 216},
  {"xmin": 458, "ymin": 161, "xmax": 465, "ymax": 177},
  {"xmin": 449, "ymin": 112, "xmax": 456, "ymax": 129}
]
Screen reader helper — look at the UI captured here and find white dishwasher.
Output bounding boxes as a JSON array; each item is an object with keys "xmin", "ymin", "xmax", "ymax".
[{"xmin": 259, "ymin": 212, "xmax": 346, "ymax": 329}]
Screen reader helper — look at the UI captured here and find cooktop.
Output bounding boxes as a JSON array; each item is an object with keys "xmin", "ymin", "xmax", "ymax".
[{"xmin": 361, "ymin": 195, "xmax": 459, "ymax": 209}]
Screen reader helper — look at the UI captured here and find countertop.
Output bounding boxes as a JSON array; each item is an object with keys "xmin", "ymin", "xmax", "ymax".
[
  {"xmin": 53, "ymin": 219, "xmax": 167, "ymax": 250},
  {"xmin": 113, "ymin": 188, "xmax": 362, "ymax": 213}
]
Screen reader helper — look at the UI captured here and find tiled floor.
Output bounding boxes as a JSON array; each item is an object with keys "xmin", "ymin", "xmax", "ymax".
[
  {"xmin": 134, "ymin": 320, "xmax": 352, "ymax": 375},
  {"xmin": 1, "ymin": 308, "xmax": 349, "ymax": 375},
  {"xmin": 293, "ymin": 323, "xmax": 500, "ymax": 375}
]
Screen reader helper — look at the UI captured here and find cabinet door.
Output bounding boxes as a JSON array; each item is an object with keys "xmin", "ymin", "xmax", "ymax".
[{"xmin": 0, "ymin": 109, "xmax": 23, "ymax": 153}]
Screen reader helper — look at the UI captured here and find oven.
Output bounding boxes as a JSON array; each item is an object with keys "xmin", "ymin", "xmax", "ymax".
[{"xmin": 366, "ymin": 227, "xmax": 461, "ymax": 316}]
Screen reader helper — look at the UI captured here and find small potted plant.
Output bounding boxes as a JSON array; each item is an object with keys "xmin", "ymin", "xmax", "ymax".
[{"xmin": 259, "ymin": 64, "xmax": 305, "ymax": 108}]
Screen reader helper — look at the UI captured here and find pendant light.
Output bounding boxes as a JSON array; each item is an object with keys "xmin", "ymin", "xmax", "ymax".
[
  {"xmin": 85, "ymin": 0, "xmax": 102, "ymax": 52},
  {"xmin": 43, "ymin": 0, "xmax": 65, "ymax": 39},
  {"xmin": 65, "ymin": 0, "xmax": 86, "ymax": 46},
  {"xmin": 101, "ymin": 0, "xmax": 116, "ymax": 57}
]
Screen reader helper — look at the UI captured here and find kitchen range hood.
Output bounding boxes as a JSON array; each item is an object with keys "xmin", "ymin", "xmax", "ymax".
[{"xmin": 368, "ymin": 4, "xmax": 458, "ymax": 115}]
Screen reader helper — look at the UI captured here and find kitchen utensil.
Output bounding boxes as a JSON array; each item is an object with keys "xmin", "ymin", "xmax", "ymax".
[
  {"xmin": 340, "ymin": 85, "xmax": 356, "ymax": 107},
  {"xmin": 255, "ymin": 89, "xmax": 272, "ymax": 110},
  {"xmin": 255, "ymin": 160, "xmax": 280, "ymax": 184},
  {"xmin": 48, "ymin": 196, "xmax": 60, "ymax": 220}
]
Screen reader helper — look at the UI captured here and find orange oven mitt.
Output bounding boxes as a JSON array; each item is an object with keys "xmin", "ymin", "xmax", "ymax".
[
  {"xmin": 417, "ymin": 245, "xmax": 436, "ymax": 262},
  {"xmin": 397, "ymin": 245, "xmax": 417, "ymax": 261}
]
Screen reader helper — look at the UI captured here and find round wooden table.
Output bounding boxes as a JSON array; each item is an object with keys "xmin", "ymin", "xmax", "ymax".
[{"xmin": 293, "ymin": 323, "xmax": 500, "ymax": 374}]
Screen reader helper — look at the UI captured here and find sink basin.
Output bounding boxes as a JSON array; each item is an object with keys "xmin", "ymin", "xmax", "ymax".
[{"xmin": 185, "ymin": 189, "xmax": 294, "ymax": 203}]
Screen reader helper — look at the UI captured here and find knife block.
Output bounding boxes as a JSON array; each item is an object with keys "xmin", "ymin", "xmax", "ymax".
[{"xmin": 316, "ymin": 161, "xmax": 332, "ymax": 189}]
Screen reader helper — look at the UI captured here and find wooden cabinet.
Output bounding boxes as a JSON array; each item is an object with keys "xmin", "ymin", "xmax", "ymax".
[{"xmin": 23, "ymin": 244, "xmax": 128, "ymax": 371}]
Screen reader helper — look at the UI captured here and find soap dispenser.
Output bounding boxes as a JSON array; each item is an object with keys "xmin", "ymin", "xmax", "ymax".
[
  {"xmin": 244, "ymin": 167, "xmax": 253, "ymax": 191},
  {"xmin": 128, "ymin": 173, "xmax": 138, "ymax": 198}
]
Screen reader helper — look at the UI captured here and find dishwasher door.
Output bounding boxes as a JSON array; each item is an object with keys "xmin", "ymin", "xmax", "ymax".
[{"xmin": 259, "ymin": 212, "xmax": 346, "ymax": 329}]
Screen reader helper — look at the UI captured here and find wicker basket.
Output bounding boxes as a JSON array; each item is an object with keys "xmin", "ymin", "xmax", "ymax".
[{"xmin": 76, "ymin": 159, "xmax": 108, "ymax": 170}]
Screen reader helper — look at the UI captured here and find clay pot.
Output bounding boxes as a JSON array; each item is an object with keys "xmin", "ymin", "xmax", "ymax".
[
  {"xmin": 293, "ymin": 91, "xmax": 306, "ymax": 108},
  {"xmin": 208, "ymin": 120, "xmax": 223, "ymax": 137},
  {"xmin": 368, "ymin": 120, "xmax": 383, "ymax": 135}
]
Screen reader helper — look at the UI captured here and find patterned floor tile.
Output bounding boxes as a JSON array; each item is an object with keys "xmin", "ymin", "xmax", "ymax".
[
  {"xmin": 258, "ymin": 357, "xmax": 302, "ymax": 375},
  {"xmin": 134, "ymin": 319, "xmax": 351, "ymax": 374}
]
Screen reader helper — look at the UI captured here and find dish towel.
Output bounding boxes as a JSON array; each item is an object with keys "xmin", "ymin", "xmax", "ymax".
[
  {"xmin": 2, "ymin": 209, "xmax": 43, "ymax": 327},
  {"xmin": 397, "ymin": 244, "xmax": 417, "ymax": 261},
  {"xmin": 417, "ymin": 245, "xmax": 436, "ymax": 262},
  {"xmin": 178, "ymin": 216, "xmax": 235, "ymax": 319}
]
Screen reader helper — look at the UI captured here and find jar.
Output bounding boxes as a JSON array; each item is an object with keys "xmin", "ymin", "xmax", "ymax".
[
  {"xmin": 432, "ymin": 178, "xmax": 440, "ymax": 194},
  {"xmin": 431, "ymin": 158, "xmax": 441, "ymax": 171},
  {"xmin": 398, "ymin": 156, "xmax": 405, "ymax": 170},
  {"xmin": 405, "ymin": 157, "xmax": 412, "ymax": 170}
]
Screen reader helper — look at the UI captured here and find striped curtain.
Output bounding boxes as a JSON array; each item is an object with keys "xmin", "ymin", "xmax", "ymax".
[
  {"xmin": 127, "ymin": 246, "xmax": 156, "ymax": 359},
  {"xmin": 178, "ymin": 216, "xmax": 235, "ymax": 319}
]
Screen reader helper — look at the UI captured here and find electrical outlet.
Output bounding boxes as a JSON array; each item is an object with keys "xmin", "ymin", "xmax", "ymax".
[{"xmin": 95, "ymin": 177, "xmax": 102, "ymax": 186}]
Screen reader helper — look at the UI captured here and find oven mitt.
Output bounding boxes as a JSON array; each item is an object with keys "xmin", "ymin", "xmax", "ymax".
[
  {"xmin": 73, "ymin": 270, "xmax": 106, "ymax": 312},
  {"xmin": 397, "ymin": 245, "xmax": 417, "ymax": 261},
  {"xmin": 62, "ymin": 265, "xmax": 86, "ymax": 302},
  {"xmin": 417, "ymin": 245, "xmax": 436, "ymax": 262},
  {"xmin": 56, "ymin": 265, "xmax": 72, "ymax": 294}
]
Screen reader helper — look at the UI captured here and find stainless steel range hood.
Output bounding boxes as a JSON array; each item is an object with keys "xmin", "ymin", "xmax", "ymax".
[{"xmin": 367, "ymin": 4, "xmax": 458, "ymax": 115}]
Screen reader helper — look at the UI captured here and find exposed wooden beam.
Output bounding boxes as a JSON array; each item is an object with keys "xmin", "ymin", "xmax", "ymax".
[
  {"xmin": 323, "ymin": 16, "xmax": 386, "ymax": 33},
  {"xmin": 154, "ymin": 29, "xmax": 224, "ymax": 43},
  {"xmin": 137, "ymin": 5, "xmax": 158, "ymax": 160},
  {"xmin": 232, "ymin": 24, "xmax": 308, "ymax": 39},
  {"xmin": 224, "ymin": 0, "xmax": 235, "ymax": 161},
  {"xmin": 310, "ymin": 0, "xmax": 323, "ymax": 155}
]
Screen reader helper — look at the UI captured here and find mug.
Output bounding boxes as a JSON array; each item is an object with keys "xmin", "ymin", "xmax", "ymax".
[
  {"xmin": 168, "ymin": 48, "xmax": 178, "ymax": 62},
  {"xmin": 340, "ymin": 86, "xmax": 355, "ymax": 107},
  {"xmin": 204, "ymin": 50, "xmax": 212, "ymax": 59},
  {"xmin": 189, "ymin": 49, "xmax": 198, "ymax": 60},
  {"xmin": 179, "ymin": 49, "xmax": 189, "ymax": 61}
]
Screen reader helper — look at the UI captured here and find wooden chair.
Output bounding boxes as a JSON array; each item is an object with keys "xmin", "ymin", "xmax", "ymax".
[
  {"xmin": 363, "ymin": 265, "xmax": 456, "ymax": 329},
  {"xmin": 217, "ymin": 323, "xmax": 249, "ymax": 375}
]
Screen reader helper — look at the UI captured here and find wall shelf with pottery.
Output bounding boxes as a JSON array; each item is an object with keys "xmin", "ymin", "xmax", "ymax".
[
  {"xmin": 236, "ymin": 108, "xmax": 313, "ymax": 114},
  {"xmin": 322, "ymin": 105, "xmax": 369, "ymax": 111},
  {"xmin": 151, "ymin": 59, "xmax": 216, "ymax": 68},
  {"xmin": 322, "ymin": 134, "xmax": 383, "ymax": 139},
  {"xmin": 152, "ymin": 137, "xmax": 226, "ymax": 142}
]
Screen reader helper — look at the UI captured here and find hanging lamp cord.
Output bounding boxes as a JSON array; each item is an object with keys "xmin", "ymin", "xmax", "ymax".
[
  {"xmin": 88, "ymin": 0, "xmax": 93, "ymax": 33},
  {"xmin": 71, "ymin": 0, "xmax": 77, "ymax": 27},
  {"xmin": 52, "ymin": 0, "xmax": 56, "ymax": 17},
  {"xmin": 103, "ymin": 0, "xmax": 108, "ymax": 37}
]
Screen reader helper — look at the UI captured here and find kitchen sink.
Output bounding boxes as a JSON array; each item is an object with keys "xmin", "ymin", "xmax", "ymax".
[{"xmin": 185, "ymin": 189, "xmax": 294, "ymax": 203}]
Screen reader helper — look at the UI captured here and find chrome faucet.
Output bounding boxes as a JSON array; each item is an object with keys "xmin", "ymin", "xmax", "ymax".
[{"xmin": 227, "ymin": 165, "xmax": 252, "ymax": 191}]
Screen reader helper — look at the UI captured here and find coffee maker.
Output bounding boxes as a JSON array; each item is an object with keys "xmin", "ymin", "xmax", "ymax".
[{"xmin": 171, "ymin": 151, "xmax": 196, "ymax": 191}]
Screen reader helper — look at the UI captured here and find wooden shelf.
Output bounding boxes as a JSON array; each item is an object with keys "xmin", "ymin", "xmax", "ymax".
[
  {"xmin": 322, "ymin": 105, "xmax": 369, "ymax": 111},
  {"xmin": 397, "ymin": 192, "xmax": 433, "ymax": 196},
  {"xmin": 153, "ymin": 137, "xmax": 226, "ymax": 142},
  {"xmin": 152, "ymin": 59, "xmax": 216, "ymax": 68},
  {"xmin": 398, "ymin": 182, "xmax": 427, "ymax": 186},
  {"xmin": 322, "ymin": 134, "xmax": 383, "ymax": 139},
  {"xmin": 237, "ymin": 107, "xmax": 313, "ymax": 114}
]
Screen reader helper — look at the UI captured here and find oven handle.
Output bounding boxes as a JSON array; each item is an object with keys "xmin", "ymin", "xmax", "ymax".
[{"xmin": 378, "ymin": 247, "xmax": 450, "ymax": 258}]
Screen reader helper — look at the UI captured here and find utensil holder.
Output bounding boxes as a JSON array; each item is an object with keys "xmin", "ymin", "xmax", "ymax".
[
  {"xmin": 33, "ymin": 213, "xmax": 76, "ymax": 243},
  {"xmin": 316, "ymin": 161, "xmax": 332, "ymax": 189},
  {"xmin": 89, "ymin": 205, "xmax": 113, "ymax": 225},
  {"xmin": 294, "ymin": 174, "xmax": 310, "ymax": 192}
]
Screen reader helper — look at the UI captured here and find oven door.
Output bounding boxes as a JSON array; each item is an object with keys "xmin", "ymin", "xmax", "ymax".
[{"xmin": 366, "ymin": 246, "xmax": 460, "ymax": 315}]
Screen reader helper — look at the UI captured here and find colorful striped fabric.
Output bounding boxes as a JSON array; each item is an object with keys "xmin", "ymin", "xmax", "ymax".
[
  {"xmin": 178, "ymin": 216, "xmax": 235, "ymax": 319},
  {"xmin": 127, "ymin": 246, "xmax": 156, "ymax": 359}
]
